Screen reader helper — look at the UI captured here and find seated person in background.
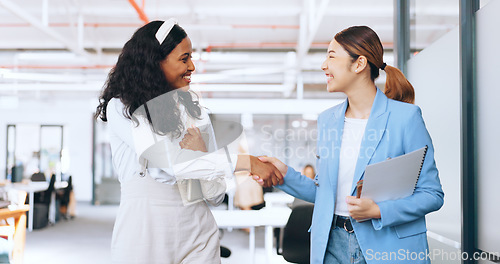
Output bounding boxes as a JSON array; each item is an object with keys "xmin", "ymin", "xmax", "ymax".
[
  {"xmin": 234, "ymin": 171, "xmax": 265, "ymax": 211},
  {"xmin": 56, "ymin": 175, "xmax": 76, "ymax": 220},
  {"xmin": 234, "ymin": 171, "xmax": 265, "ymax": 233},
  {"xmin": 302, "ymin": 164, "xmax": 315, "ymax": 180},
  {"xmin": 233, "ymin": 142, "xmax": 266, "ymax": 211}
]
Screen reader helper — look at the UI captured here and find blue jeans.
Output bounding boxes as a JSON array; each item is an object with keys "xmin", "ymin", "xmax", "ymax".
[{"xmin": 324, "ymin": 216, "xmax": 366, "ymax": 264}]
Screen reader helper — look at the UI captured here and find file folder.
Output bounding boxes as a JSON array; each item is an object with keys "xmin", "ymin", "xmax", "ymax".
[{"xmin": 360, "ymin": 146, "xmax": 428, "ymax": 203}]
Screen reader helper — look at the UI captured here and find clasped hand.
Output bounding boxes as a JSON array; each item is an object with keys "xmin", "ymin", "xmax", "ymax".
[
  {"xmin": 179, "ymin": 126, "xmax": 207, "ymax": 152},
  {"xmin": 248, "ymin": 156, "xmax": 288, "ymax": 188},
  {"xmin": 178, "ymin": 126, "xmax": 284, "ymax": 187},
  {"xmin": 345, "ymin": 196, "xmax": 381, "ymax": 221}
]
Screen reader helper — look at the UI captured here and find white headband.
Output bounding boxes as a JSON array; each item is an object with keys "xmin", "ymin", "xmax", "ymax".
[{"xmin": 155, "ymin": 18, "xmax": 178, "ymax": 44}]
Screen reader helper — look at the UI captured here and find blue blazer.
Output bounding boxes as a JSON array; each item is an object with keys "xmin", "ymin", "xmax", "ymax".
[{"xmin": 278, "ymin": 88, "xmax": 444, "ymax": 263}]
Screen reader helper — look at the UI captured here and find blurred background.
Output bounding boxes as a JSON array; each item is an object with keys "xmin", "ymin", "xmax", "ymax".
[{"xmin": 0, "ymin": 0, "xmax": 498, "ymax": 263}]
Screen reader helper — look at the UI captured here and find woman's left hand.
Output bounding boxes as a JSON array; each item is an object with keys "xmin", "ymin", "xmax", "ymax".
[
  {"xmin": 346, "ymin": 196, "xmax": 381, "ymax": 221},
  {"xmin": 179, "ymin": 126, "xmax": 208, "ymax": 152}
]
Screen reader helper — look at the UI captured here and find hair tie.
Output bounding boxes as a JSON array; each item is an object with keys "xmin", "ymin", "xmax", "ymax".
[
  {"xmin": 155, "ymin": 18, "xmax": 178, "ymax": 44},
  {"xmin": 380, "ymin": 63, "xmax": 387, "ymax": 71}
]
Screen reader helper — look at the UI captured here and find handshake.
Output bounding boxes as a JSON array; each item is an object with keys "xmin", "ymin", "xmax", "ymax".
[
  {"xmin": 236, "ymin": 155, "xmax": 288, "ymax": 188},
  {"xmin": 179, "ymin": 127, "xmax": 287, "ymax": 187}
]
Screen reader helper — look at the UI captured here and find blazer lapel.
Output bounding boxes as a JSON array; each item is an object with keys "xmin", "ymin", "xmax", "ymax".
[
  {"xmin": 350, "ymin": 89, "xmax": 390, "ymax": 196},
  {"xmin": 326, "ymin": 100, "xmax": 348, "ymax": 191}
]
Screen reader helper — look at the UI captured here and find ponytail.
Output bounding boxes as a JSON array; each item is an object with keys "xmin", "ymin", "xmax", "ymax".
[
  {"xmin": 334, "ymin": 26, "xmax": 415, "ymax": 104},
  {"xmin": 383, "ymin": 65, "xmax": 415, "ymax": 104}
]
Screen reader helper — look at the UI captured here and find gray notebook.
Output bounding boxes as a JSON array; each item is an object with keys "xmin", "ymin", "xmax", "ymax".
[
  {"xmin": 187, "ymin": 179, "xmax": 203, "ymax": 202},
  {"xmin": 360, "ymin": 146, "xmax": 428, "ymax": 203}
]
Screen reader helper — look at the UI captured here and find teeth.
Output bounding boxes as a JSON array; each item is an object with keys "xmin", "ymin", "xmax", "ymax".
[{"xmin": 183, "ymin": 75, "xmax": 191, "ymax": 81}]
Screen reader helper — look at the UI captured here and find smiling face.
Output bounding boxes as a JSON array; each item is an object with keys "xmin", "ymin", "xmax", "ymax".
[
  {"xmin": 320, "ymin": 39, "xmax": 358, "ymax": 93},
  {"xmin": 160, "ymin": 37, "xmax": 195, "ymax": 91}
]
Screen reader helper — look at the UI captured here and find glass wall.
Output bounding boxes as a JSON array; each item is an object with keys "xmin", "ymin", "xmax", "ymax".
[
  {"xmin": 92, "ymin": 120, "xmax": 118, "ymax": 205},
  {"xmin": 476, "ymin": 0, "xmax": 500, "ymax": 261},
  {"xmin": 5, "ymin": 125, "xmax": 16, "ymax": 182},
  {"xmin": 409, "ymin": 2, "xmax": 500, "ymax": 262},
  {"xmin": 214, "ymin": 113, "xmax": 318, "ymax": 174},
  {"xmin": 409, "ymin": 0, "xmax": 459, "ymax": 57},
  {"xmin": 5, "ymin": 124, "xmax": 64, "ymax": 182},
  {"xmin": 40, "ymin": 125, "xmax": 63, "ymax": 179},
  {"xmin": 408, "ymin": 1, "xmax": 461, "ymax": 263}
]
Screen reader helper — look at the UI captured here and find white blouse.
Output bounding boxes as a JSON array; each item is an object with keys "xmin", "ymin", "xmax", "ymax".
[
  {"xmin": 106, "ymin": 97, "xmax": 238, "ymax": 185},
  {"xmin": 335, "ymin": 117, "xmax": 368, "ymax": 216}
]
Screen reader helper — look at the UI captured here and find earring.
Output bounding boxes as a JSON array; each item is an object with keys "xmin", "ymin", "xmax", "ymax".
[{"xmin": 355, "ymin": 70, "xmax": 358, "ymax": 73}]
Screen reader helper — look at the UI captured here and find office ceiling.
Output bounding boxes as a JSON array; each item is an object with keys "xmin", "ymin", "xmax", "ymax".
[{"xmin": 0, "ymin": 0, "xmax": 460, "ymax": 100}]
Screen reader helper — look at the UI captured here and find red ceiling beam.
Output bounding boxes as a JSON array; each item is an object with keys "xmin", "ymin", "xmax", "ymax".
[{"xmin": 128, "ymin": 0, "xmax": 149, "ymax": 24}]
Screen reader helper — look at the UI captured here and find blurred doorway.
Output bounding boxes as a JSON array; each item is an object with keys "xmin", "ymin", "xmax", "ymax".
[{"xmin": 5, "ymin": 124, "xmax": 63, "ymax": 182}]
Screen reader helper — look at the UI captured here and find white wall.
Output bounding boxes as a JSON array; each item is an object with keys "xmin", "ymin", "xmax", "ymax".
[
  {"xmin": 476, "ymin": 0, "xmax": 500, "ymax": 255},
  {"xmin": 0, "ymin": 96, "xmax": 96, "ymax": 202},
  {"xmin": 407, "ymin": 27, "xmax": 461, "ymax": 245}
]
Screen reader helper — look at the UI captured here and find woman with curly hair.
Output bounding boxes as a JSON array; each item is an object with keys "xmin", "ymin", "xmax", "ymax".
[{"xmin": 95, "ymin": 19, "xmax": 283, "ymax": 264}]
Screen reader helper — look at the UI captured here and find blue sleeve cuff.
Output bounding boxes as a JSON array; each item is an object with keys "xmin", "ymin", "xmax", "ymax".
[
  {"xmin": 277, "ymin": 165, "xmax": 316, "ymax": 203},
  {"xmin": 371, "ymin": 201, "xmax": 388, "ymax": 230},
  {"xmin": 371, "ymin": 218, "xmax": 383, "ymax": 230},
  {"xmin": 284, "ymin": 165, "xmax": 297, "ymax": 178}
]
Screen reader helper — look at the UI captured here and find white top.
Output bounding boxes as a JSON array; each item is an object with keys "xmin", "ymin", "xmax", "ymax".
[
  {"xmin": 335, "ymin": 117, "xmax": 368, "ymax": 216},
  {"xmin": 106, "ymin": 97, "xmax": 238, "ymax": 185},
  {"xmin": 109, "ymin": 95, "xmax": 230, "ymax": 262}
]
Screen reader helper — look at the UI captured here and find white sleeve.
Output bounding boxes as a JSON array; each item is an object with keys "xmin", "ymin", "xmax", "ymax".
[
  {"xmin": 169, "ymin": 149, "xmax": 237, "ymax": 181},
  {"xmin": 107, "ymin": 99, "xmax": 136, "ymax": 152},
  {"xmin": 169, "ymin": 116, "xmax": 239, "ymax": 181},
  {"xmin": 132, "ymin": 110, "xmax": 239, "ymax": 181}
]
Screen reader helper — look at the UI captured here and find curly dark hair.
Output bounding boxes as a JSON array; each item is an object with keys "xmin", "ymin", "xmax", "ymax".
[{"xmin": 95, "ymin": 20, "xmax": 201, "ymax": 138}]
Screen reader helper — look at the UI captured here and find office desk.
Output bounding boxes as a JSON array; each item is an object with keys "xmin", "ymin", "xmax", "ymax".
[
  {"xmin": 11, "ymin": 181, "xmax": 68, "ymax": 231},
  {"xmin": 0, "ymin": 205, "xmax": 29, "ymax": 264},
  {"xmin": 264, "ymin": 192, "xmax": 295, "ymax": 207},
  {"xmin": 212, "ymin": 207, "xmax": 291, "ymax": 264}
]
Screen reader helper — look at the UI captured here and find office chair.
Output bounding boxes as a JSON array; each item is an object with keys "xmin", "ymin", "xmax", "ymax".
[
  {"xmin": 30, "ymin": 174, "xmax": 55, "ymax": 229},
  {"xmin": 30, "ymin": 172, "xmax": 47, "ymax": 206},
  {"xmin": 279, "ymin": 203, "xmax": 313, "ymax": 264},
  {"xmin": 220, "ymin": 246, "xmax": 231, "ymax": 258},
  {"xmin": 31, "ymin": 172, "xmax": 46, "ymax": 182}
]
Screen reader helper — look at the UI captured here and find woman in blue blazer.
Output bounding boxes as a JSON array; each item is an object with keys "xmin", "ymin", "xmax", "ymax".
[{"xmin": 256, "ymin": 26, "xmax": 444, "ymax": 263}]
